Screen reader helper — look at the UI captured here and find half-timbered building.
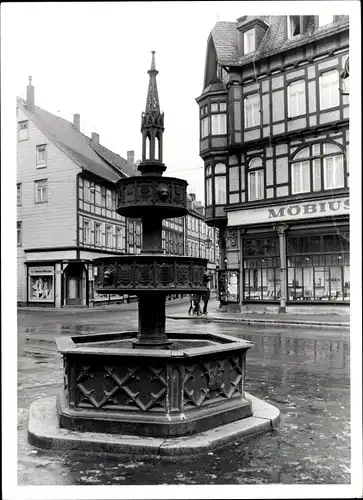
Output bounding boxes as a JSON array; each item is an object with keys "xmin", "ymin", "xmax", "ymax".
[{"xmin": 196, "ymin": 15, "xmax": 349, "ymax": 313}]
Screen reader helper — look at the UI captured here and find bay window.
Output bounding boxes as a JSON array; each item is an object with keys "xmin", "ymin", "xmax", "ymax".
[
  {"xmin": 244, "ymin": 93, "xmax": 260, "ymax": 128},
  {"xmin": 214, "ymin": 163, "xmax": 226, "ymax": 204},
  {"xmin": 205, "ymin": 165, "xmax": 212, "ymax": 206},
  {"xmin": 211, "ymin": 102, "xmax": 227, "ymax": 135}
]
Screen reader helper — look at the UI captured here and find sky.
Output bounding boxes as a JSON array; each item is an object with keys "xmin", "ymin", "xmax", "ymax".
[{"xmin": 4, "ymin": 1, "xmax": 255, "ymax": 203}]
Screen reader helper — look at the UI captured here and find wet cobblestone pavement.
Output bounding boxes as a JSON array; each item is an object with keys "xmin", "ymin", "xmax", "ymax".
[{"xmin": 17, "ymin": 302, "xmax": 351, "ymax": 485}]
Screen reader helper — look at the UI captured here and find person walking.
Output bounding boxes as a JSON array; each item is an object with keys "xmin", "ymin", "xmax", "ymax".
[{"xmin": 202, "ymin": 273, "xmax": 211, "ymax": 314}]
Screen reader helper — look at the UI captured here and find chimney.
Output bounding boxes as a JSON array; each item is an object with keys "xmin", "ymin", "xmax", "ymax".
[
  {"xmin": 73, "ymin": 113, "xmax": 80, "ymax": 132},
  {"xmin": 127, "ymin": 150, "xmax": 135, "ymax": 164},
  {"xmin": 27, "ymin": 76, "xmax": 34, "ymax": 113},
  {"xmin": 91, "ymin": 132, "xmax": 99, "ymax": 145}
]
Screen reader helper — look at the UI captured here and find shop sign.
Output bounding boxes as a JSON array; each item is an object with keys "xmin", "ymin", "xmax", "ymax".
[
  {"xmin": 228, "ymin": 197, "xmax": 349, "ymax": 226},
  {"xmin": 28, "ymin": 266, "xmax": 54, "ymax": 275}
]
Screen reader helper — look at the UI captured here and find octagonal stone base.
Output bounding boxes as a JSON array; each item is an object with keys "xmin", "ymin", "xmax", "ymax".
[
  {"xmin": 56, "ymin": 331, "xmax": 254, "ymax": 437},
  {"xmin": 28, "ymin": 394, "xmax": 280, "ymax": 457}
]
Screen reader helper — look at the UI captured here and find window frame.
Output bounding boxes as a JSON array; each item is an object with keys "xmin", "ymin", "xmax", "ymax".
[
  {"xmin": 105, "ymin": 224, "xmax": 113, "ymax": 248},
  {"xmin": 287, "ymin": 15, "xmax": 301, "ymax": 38},
  {"xmin": 244, "ymin": 93, "xmax": 261, "ymax": 129},
  {"xmin": 95, "ymin": 222, "xmax": 102, "ymax": 246},
  {"xmin": 17, "ymin": 183, "xmax": 22, "ymax": 206},
  {"xmin": 34, "ymin": 179, "xmax": 48, "ymax": 204},
  {"xmin": 36, "ymin": 144, "xmax": 47, "ymax": 168},
  {"xmin": 214, "ymin": 163, "xmax": 227, "ymax": 205},
  {"xmin": 287, "ymin": 80, "xmax": 306, "ymax": 118},
  {"xmin": 319, "ymin": 70, "xmax": 340, "ymax": 110},
  {"xmin": 83, "ymin": 219, "xmax": 92, "ymax": 244},
  {"xmin": 17, "ymin": 221, "xmax": 22, "ymax": 246},
  {"xmin": 247, "ymin": 158, "xmax": 265, "ymax": 201},
  {"xmin": 243, "ymin": 28, "xmax": 256, "ymax": 54},
  {"xmin": 210, "ymin": 102, "xmax": 227, "ymax": 136},
  {"xmin": 18, "ymin": 121, "xmax": 29, "ymax": 142}
]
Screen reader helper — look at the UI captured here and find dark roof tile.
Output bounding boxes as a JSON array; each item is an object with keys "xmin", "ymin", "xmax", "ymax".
[{"xmin": 17, "ymin": 97, "xmax": 131, "ymax": 183}]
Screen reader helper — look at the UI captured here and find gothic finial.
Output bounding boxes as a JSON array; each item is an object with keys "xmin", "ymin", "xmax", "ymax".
[{"xmin": 148, "ymin": 51, "xmax": 158, "ymax": 75}]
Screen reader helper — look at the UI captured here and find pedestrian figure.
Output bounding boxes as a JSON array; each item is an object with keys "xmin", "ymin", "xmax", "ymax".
[
  {"xmin": 202, "ymin": 272, "xmax": 211, "ymax": 314},
  {"xmin": 188, "ymin": 292, "xmax": 202, "ymax": 315}
]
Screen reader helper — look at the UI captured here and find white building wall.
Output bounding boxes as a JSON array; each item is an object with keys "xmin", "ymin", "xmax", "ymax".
[{"xmin": 17, "ymin": 107, "xmax": 80, "ymax": 250}]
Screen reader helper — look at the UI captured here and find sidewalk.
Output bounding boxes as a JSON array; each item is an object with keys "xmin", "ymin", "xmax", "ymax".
[
  {"xmin": 167, "ymin": 299, "xmax": 350, "ymax": 329},
  {"xmin": 18, "ymin": 296, "xmax": 190, "ymax": 314}
]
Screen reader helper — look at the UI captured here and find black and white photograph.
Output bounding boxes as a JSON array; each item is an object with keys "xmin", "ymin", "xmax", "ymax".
[{"xmin": 1, "ymin": 1, "xmax": 362, "ymax": 498}]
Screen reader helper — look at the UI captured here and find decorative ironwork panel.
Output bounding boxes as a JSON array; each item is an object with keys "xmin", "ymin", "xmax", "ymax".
[
  {"xmin": 74, "ymin": 362, "xmax": 167, "ymax": 412},
  {"xmin": 183, "ymin": 355, "xmax": 243, "ymax": 408}
]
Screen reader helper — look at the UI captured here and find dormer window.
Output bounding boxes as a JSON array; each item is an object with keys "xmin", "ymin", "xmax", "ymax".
[
  {"xmin": 318, "ymin": 15, "xmax": 334, "ymax": 27},
  {"xmin": 243, "ymin": 28, "xmax": 255, "ymax": 54},
  {"xmin": 287, "ymin": 16, "xmax": 301, "ymax": 37}
]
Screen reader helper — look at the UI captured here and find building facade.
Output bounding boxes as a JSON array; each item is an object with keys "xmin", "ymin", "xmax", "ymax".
[
  {"xmin": 17, "ymin": 79, "xmax": 218, "ymax": 307},
  {"xmin": 196, "ymin": 15, "xmax": 349, "ymax": 313}
]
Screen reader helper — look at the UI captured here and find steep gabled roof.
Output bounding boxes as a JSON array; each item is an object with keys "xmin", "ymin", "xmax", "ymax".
[
  {"xmin": 17, "ymin": 97, "xmax": 132, "ymax": 183},
  {"xmin": 210, "ymin": 15, "xmax": 349, "ymax": 67}
]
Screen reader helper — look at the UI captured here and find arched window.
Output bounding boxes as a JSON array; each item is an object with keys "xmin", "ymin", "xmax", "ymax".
[
  {"xmin": 291, "ymin": 142, "xmax": 345, "ymax": 194},
  {"xmin": 291, "ymin": 147, "xmax": 310, "ymax": 194},
  {"xmin": 205, "ymin": 165, "xmax": 212, "ymax": 206},
  {"xmin": 248, "ymin": 157, "xmax": 264, "ymax": 201},
  {"xmin": 214, "ymin": 163, "xmax": 226, "ymax": 204}
]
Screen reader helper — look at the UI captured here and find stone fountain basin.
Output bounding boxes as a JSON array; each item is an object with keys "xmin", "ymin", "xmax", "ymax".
[{"xmin": 55, "ymin": 331, "xmax": 254, "ymax": 437}]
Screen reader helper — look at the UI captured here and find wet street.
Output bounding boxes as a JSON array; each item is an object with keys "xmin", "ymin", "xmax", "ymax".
[{"xmin": 17, "ymin": 301, "xmax": 350, "ymax": 485}]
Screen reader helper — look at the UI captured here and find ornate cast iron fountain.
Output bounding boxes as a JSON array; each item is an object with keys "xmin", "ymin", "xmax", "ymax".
[{"xmin": 54, "ymin": 53, "xmax": 254, "ymax": 439}]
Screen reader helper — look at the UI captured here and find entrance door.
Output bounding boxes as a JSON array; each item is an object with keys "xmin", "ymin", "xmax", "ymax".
[
  {"xmin": 66, "ymin": 276, "xmax": 81, "ymax": 305},
  {"xmin": 64, "ymin": 262, "xmax": 85, "ymax": 305}
]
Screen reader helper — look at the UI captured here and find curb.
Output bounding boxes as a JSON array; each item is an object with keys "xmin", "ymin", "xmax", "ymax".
[
  {"xmin": 166, "ymin": 315, "xmax": 349, "ymax": 329},
  {"xmin": 28, "ymin": 393, "xmax": 280, "ymax": 458}
]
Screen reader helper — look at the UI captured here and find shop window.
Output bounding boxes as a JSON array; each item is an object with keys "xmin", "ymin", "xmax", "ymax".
[
  {"xmin": 288, "ymin": 80, "xmax": 306, "ymax": 117},
  {"xmin": 18, "ymin": 121, "xmax": 28, "ymax": 141},
  {"xmin": 28, "ymin": 267, "xmax": 54, "ymax": 302},
  {"xmin": 248, "ymin": 158, "xmax": 264, "ymax": 201},
  {"xmin": 35, "ymin": 179, "xmax": 48, "ymax": 203},
  {"xmin": 95, "ymin": 222, "xmax": 102, "ymax": 245},
  {"xmin": 287, "ymin": 233, "xmax": 349, "ymax": 302},
  {"xmin": 319, "ymin": 70, "xmax": 339, "ymax": 110},
  {"xmin": 17, "ymin": 183, "xmax": 22, "ymax": 206},
  {"xmin": 17, "ymin": 221, "xmax": 22, "ymax": 246},
  {"xmin": 214, "ymin": 163, "xmax": 226, "ymax": 204},
  {"xmin": 36, "ymin": 144, "xmax": 47, "ymax": 168},
  {"xmin": 244, "ymin": 93, "xmax": 260, "ymax": 128},
  {"xmin": 243, "ymin": 28, "xmax": 255, "ymax": 54}
]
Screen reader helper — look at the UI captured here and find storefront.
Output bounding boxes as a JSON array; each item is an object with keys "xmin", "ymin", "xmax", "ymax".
[
  {"xmin": 28, "ymin": 265, "xmax": 55, "ymax": 306},
  {"xmin": 226, "ymin": 196, "xmax": 350, "ymax": 312}
]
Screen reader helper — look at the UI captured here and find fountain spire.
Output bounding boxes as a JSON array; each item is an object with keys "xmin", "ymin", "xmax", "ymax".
[{"xmin": 139, "ymin": 51, "xmax": 165, "ymax": 175}]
